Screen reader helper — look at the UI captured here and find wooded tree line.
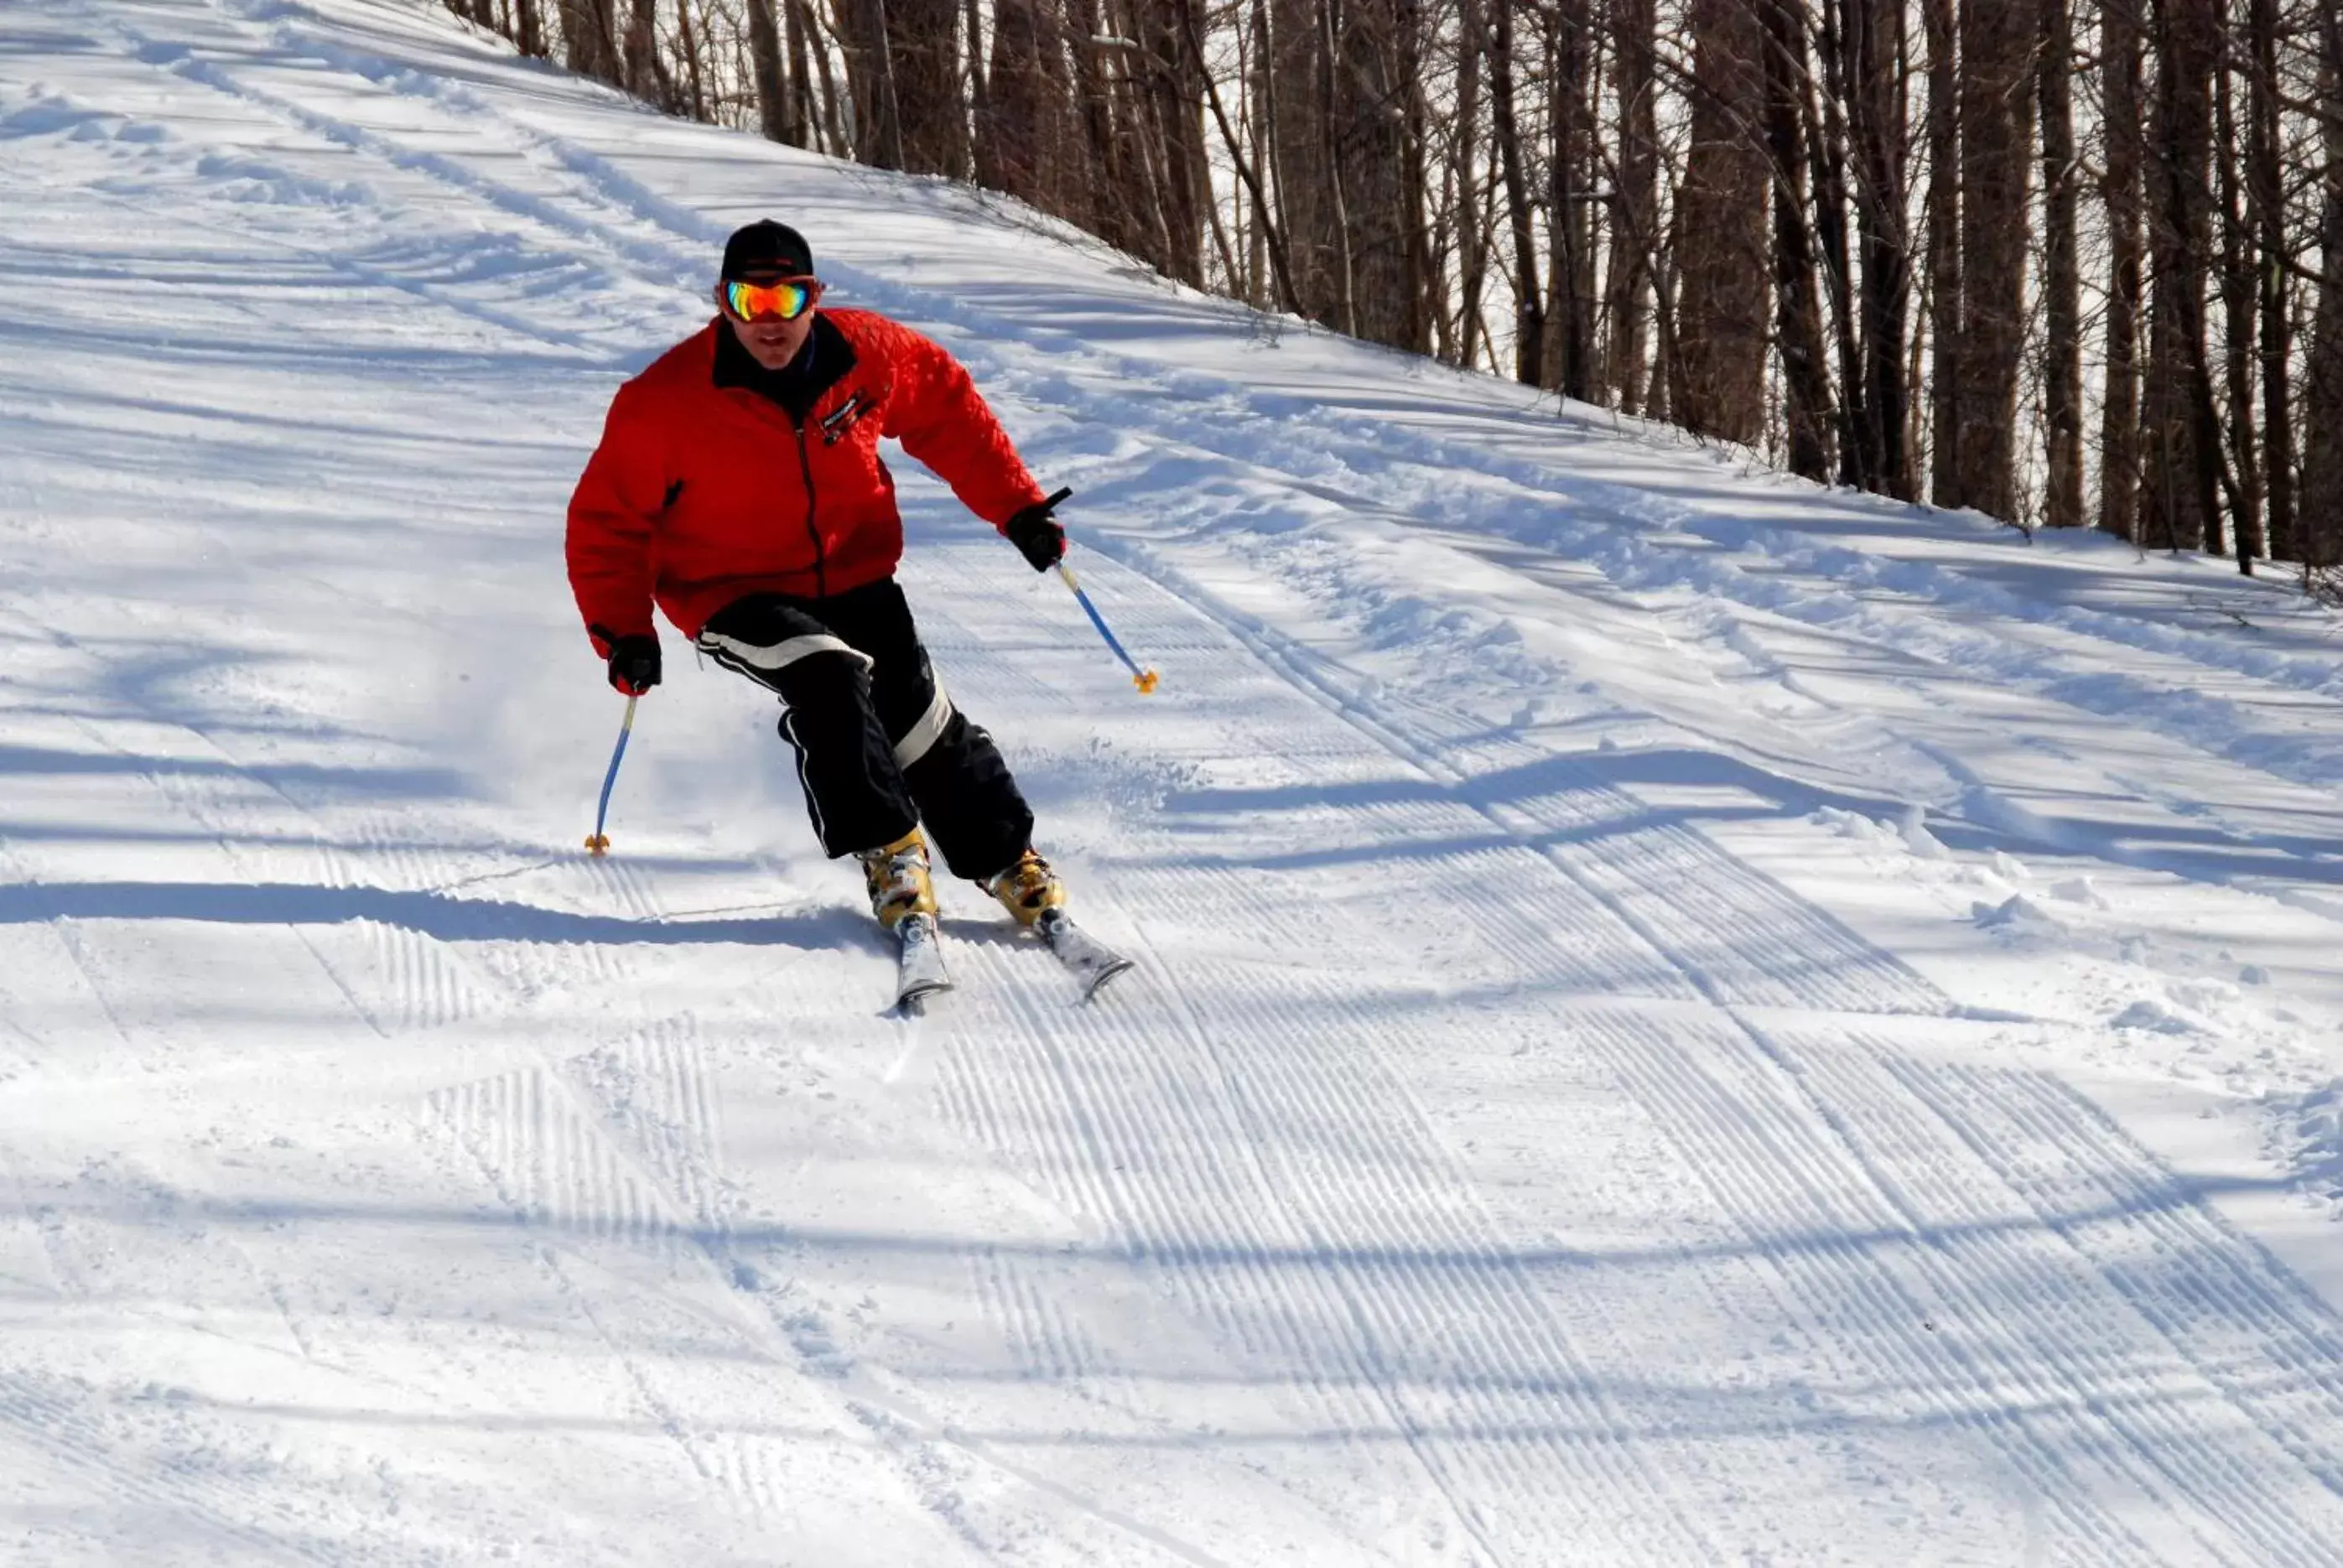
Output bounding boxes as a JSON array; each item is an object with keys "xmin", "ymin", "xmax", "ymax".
[{"xmin": 448, "ymin": 0, "xmax": 2343, "ymax": 578}]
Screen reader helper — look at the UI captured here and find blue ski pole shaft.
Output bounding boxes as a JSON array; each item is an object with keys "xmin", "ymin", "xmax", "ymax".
[
  {"xmin": 584, "ymin": 693, "xmax": 637, "ymax": 855},
  {"xmin": 1056, "ymin": 562, "xmax": 1159, "ymax": 693}
]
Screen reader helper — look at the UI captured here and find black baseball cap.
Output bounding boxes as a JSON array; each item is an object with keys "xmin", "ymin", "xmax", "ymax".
[{"xmin": 721, "ymin": 220, "xmax": 815, "ymax": 281}]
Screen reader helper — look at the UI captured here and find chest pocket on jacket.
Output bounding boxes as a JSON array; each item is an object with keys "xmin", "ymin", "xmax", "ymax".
[{"xmin": 818, "ymin": 391, "xmax": 875, "ymax": 447}]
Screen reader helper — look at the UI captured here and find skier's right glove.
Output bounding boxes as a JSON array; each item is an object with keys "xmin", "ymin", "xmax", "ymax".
[
  {"xmin": 1005, "ymin": 488, "xmax": 1071, "ymax": 572},
  {"xmin": 600, "ymin": 631, "xmax": 662, "ymax": 696}
]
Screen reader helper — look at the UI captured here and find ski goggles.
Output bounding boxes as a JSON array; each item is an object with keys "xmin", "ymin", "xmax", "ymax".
[{"xmin": 720, "ymin": 276, "xmax": 819, "ymax": 322}]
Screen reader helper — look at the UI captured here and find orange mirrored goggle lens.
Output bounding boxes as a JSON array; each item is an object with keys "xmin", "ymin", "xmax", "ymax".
[{"xmin": 723, "ymin": 278, "xmax": 816, "ymax": 321}]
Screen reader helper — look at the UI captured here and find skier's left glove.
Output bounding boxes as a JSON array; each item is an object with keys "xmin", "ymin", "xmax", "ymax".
[{"xmin": 1005, "ymin": 488, "xmax": 1071, "ymax": 572}]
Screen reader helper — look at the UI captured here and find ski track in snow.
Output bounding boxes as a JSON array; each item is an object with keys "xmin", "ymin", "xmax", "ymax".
[{"xmin": 3, "ymin": 0, "xmax": 2343, "ymax": 1561}]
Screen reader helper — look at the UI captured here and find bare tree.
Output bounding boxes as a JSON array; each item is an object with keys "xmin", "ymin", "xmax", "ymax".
[
  {"xmin": 1675, "ymin": 0, "xmax": 1769, "ymax": 444},
  {"xmin": 2247, "ymin": 0, "xmax": 2297, "ymax": 562},
  {"xmin": 621, "ymin": 0, "xmax": 662, "ymax": 101},
  {"xmin": 1067, "ymin": 7, "xmax": 1133, "ymax": 252},
  {"xmin": 675, "ymin": 0, "xmax": 711, "ymax": 121},
  {"xmin": 836, "ymin": 0, "xmax": 907, "ymax": 169},
  {"xmin": 2303, "ymin": 3, "xmax": 2343, "ymax": 569},
  {"xmin": 986, "ymin": 0, "xmax": 1078, "ymax": 209},
  {"xmin": 1761, "ymin": 0, "xmax": 1836, "ymax": 479},
  {"xmin": 559, "ymin": 0, "xmax": 621, "ymax": 82},
  {"xmin": 1267, "ymin": 0, "xmax": 1338, "ymax": 324},
  {"xmin": 744, "ymin": 0, "xmax": 792, "ymax": 143},
  {"xmin": 1128, "ymin": 0, "xmax": 1209, "ymax": 288},
  {"xmin": 1847, "ymin": 0, "xmax": 1910, "ymax": 498},
  {"xmin": 2142, "ymin": 0, "xmax": 2220, "ymax": 551},
  {"xmin": 1603, "ymin": 0, "xmax": 1659, "ymax": 413},
  {"xmin": 787, "ymin": 0, "xmax": 838, "ymax": 150},
  {"xmin": 2213, "ymin": 34, "xmax": 2261, "ymax": 564},
  {"xmin": 889, "ymin": 0, "xmax": 971, "ymax": 177},
  {"xmin": 1332, "ymin": 0, "xmax": 1428, "ymax": 350},
  {"xmin": 1450, "ymin": 0, "xmax": 1490, "ymax": 361},
  {"xmin": 1190, "ymin": 0, "xmax": 1300, "ymax": 308},
  {"xmin": 1808, "ymin": 0, "xmax": 1866, "ymax": 485},
  {"xmin": 1922, "ymin": 0, "xmax": 1959, "ymax": 503},
  {"xmin": 1543, "ymin": 0, "xmax": 1595, "ymax": 398},
  {"xmin": 1485, "ymin": 0, "xmax": 1543, "ymax": 382},
  {"xmin": 2039, "ymin": 0, "xmax": 2084, "ymax": 527},
  {"xmin": 1952, "ymin": 0, "xmax": 2034, "ymax": 521},
  {"xmin": 2099, "ymin": 0, "xmax": 2147, "ymax": 538}
]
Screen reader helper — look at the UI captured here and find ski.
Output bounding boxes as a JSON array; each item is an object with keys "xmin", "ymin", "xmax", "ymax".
[
  {"xmin": 891, "ymin": 910, "xmax": 1128, "ymax": 1011},
  {"xmin": 1036, "ymin": 908, "xmax": 1135, "ymax": 1000},
  {"xmin": 892, "ymin": 912, "xmax": 953, "ymax": 1015}
]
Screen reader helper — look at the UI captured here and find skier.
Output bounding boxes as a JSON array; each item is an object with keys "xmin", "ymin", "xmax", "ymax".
[{"xmin": 565, "ymin": 219, "xmax": 1077, "ymax": 946}]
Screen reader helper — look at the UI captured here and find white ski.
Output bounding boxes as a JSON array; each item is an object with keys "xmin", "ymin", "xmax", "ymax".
[
  {"xmin": 1036, "ymin": 909, "xmax": 1135, "ymax": 1000},
  {"xmin": 892, "ymin": 912, "xmax": 953, "ymax": 1015}
]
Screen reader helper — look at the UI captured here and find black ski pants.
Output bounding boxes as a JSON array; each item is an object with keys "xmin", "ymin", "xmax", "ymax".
[{"xmin": 696, "ymin": 579, "xmax": 1034, "ymax": 883}]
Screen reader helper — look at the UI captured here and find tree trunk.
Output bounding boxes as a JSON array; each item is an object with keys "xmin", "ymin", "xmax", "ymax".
[
  {"xmin": 676, "ymin": 0, "xmax": 709, "ymax": 122},
  {"xmin": 558, "ymin": 0, "xmax": 621, "ymax": 83},
  {"xmin": 1922, "ymin": 0, "xmax": 1960, "ymax": 503},
  {"xmin": 1847, "ymin": 0, "xmax": 1910, "ymax": 499},
  {"xmin": 1066, "ymin": 2, "xmax": 1126, "ymax": 248},
  {"xmin": 987, "ymin": 0, "xmax": 1076, "ymax": 209},
  {"xmin": 1104, "ymin": 0, "xmax": 1178, "ymax": 277},
  {"xmin": 1452, "ymin": 0, "xmax": 1488, "ymax": 366},
  {"xmin": 2142, "ymin": 0, "xmax": 2218, "ymax": 551},
  {"xmin": 2214, "ymin": 45, "xmax": 2260, "ymax": 565},
  {"xmin": 1247, "ymin": 0, "xmax": 1275, "ymax": 302},
  {"xmin": 2303, "ymin": 5, "xmax": 2343, "ymax": 569},
  {"xmin": 836, "ymin": 0, "xmax": 905, "ymax": 169},
  {"xmin": 1485, "ymin": 2, "xmax": 1543, "ymax": 384},
  {"xmin": 621, "ymin": 0, "xmax": 659, "ymax": 100},
  {"xmin": 966, "ymin": 0, "xmax": 996, "ymax": 190},
  {"xmin": 2037, "ymin": 0, "xmax": 2084, "ymax": 526},
  {"xmin": 1762, "ymin": 0, "xmax": 1837, "ymax": 480},
  {"xmin": 1675, "ymin": 0, "xmax": 1769, "ymax": 444},
  {"xmin": 1542, "ymin": 0, "xmax": 1593, "ymax": 398},
  {"xmin": 1331, "ymin": 0, "xmax": 1426, "ymax": 350},
  {"xmin": 1810, "ymin": 0, "xmax": 1866, "ymax": 485},
  {"xmin": 1133, "ymin": 0, "xmax": 1208, "ymax": 288},
  {"xmin": 887, "ymin": 0, "xmax": 970, "ymax": 178},
  {"xmin": 1603, "ymin": 0, "xmax": 1657, "ymax": 413},
  {"xmin": 1953, "ymin": 0, "xmax": 2034, "ymax": 522},
  {"xmin": 745, "ymin": 0, "xmax": 791, "ymax": 143},
  {"xmin": 1269, "ymin": 0, "xmax": 1337, "ymax": 323},
  {"xmin": 2248, "ymin": 0, "xmax": 2293, "ymax": 563},
  {"xmin": 2098, "ymin": 0, "xmax": 2145, "ymax": 538},
  {"xmin": 785, "ymin": 0, "xmax": 828, "ymax": 149},
  {"xmin": 1191, "ymin": 0, "xmax": 1299, "ymax": 309}
]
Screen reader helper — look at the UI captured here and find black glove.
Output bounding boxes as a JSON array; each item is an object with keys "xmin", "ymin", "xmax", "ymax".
[
  {"xmin": 600, "ymin": 631, "xmax": 662, "ymax": 695},
  {"xmin": 1005, "ymin": 486, "xmax": 1072, "ymax": 572}
]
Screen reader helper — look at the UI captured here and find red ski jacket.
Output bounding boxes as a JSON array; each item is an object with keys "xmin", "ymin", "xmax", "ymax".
[{"xmin": 566, "ymin": 308, "xmax": 1047, "ymax": 649}]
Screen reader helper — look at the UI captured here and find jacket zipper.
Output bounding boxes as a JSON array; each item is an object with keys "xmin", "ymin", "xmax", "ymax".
[{"xmin": 791, "ymin": 415, "xmax": 827, "ymax": 599}]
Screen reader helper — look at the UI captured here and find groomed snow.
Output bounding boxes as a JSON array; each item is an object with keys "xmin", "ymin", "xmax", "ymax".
[{"xmin": 5, "ymin": 1, "xmax": 2343, "ymax": 1561}]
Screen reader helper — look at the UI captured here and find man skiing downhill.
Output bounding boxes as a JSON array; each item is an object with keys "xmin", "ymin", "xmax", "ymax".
[{"xmin": 565, "ymin": 219, "xmax": 1078, "ymax": 953}]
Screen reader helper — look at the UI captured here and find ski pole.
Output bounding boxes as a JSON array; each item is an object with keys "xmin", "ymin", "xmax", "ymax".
[
  {"xmin": 584, "ymin": 693, "xmax": 637, "ymax": 856},
  {"xmin": 1056, "ymin": 561, "xmax": 1160, "ymax": 694}
]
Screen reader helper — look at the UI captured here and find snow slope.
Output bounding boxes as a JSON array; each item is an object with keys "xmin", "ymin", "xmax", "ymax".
[{"xmin": 6, "ymin": 0, "xmax": 2343, "ymax": 1560}]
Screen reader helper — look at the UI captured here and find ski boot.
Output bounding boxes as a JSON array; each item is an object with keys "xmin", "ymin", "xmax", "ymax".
[
  {"xmin": 859, "ymin": 828, "xmax": 938, "ymax": 931},
  {"xmin": 984, "ymin": 848, "xmax": 1067, "ymax": 928}
]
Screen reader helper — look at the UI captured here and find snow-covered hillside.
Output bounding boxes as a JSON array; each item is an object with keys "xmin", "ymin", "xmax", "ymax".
[{"xmin": 7, "ymin": 0, "xmax": 2343, "ymax": 1560}]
